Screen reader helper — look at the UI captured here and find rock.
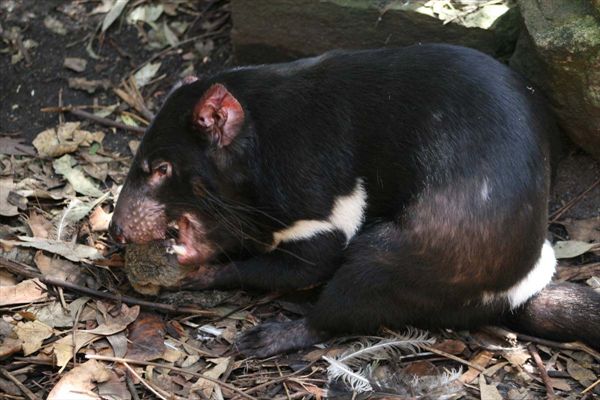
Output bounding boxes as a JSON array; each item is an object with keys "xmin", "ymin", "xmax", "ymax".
[
  {"xmin": 231, "ymin": 0, "xmax": 520, "ymax": 64},
  {"xmin": 511, "ymin": 0, "xmax": 600, "ymax": 159}
]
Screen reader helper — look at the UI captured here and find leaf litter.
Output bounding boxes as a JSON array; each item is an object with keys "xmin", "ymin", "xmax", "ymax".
[{"xmin": 1, "ymin": 0, "xmax": 599, "ymax": 399}]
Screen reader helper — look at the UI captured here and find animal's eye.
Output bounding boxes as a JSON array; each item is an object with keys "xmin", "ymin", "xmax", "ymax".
[{"xmin": 152, "ymin": 161, "xmax": 172, "ymax": 177}]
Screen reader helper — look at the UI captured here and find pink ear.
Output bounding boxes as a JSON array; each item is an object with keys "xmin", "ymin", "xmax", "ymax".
[{"xmin": 192, "ymin": 84, "xmax": 245, "ymax": 147}]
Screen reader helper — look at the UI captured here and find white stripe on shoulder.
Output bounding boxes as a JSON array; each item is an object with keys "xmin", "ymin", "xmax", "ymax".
[
  {"xmin": 270, "ymin": 179, "xmax": 367, "ymax": 249},
  {"xmin": 482, "ymin": 240, "xmax": 556, "ymax": 308}
]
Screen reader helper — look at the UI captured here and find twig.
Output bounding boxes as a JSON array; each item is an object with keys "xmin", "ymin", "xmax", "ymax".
[
  {"xmin": 41, "ymin": 106, "xmax": 146, "ymax": 134},
  {"xmin": 527, "ymin": 343, "xmax": 556, "ymax": 399},
  {"xmin": 582, "ymin": 378, "xmax": 600, "ymax": 395},
  {"xmin": 232, "ymin": 359, "xmax": 320, "ymax": 399},
  {"xmin": 482, "ymin": 326, "xmax": 600, "ymax": 361},
  {"xmin": 422, "ymin": 345, "xmax": 485, "ymax": 372},
  {"xmin": 85, "ymin": 354, "xmax": 256, "ymax": 400},
  {"xmin": 0, "ymin": 256, "xmax": 218, "ymax": 316},
  {"xmin": 0, "ymin": 368, "xmax": 40, "ymax": 400},
  {"xmin": 121, "ymin": 362, "xmax": 168, "ymax": 400},
  {"xmin": 550, "ymin": 177, "xmax": 600, "ymax": 222}
]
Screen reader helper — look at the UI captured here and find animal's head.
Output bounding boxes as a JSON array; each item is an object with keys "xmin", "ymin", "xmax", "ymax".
[{"xmin": 109, "ymin": 79, "xmax": 258, "ymax": 265}]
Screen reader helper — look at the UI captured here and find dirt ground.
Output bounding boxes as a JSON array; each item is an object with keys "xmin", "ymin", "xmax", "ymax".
[{"xmin": 1, "ymin": 1, "xmax": 599, "ymax": 399}]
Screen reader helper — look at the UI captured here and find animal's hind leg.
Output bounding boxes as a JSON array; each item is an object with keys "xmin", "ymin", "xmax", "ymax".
[{"xmin": 236, "ymin": 222, "xmax": 501, "ymax": 357}]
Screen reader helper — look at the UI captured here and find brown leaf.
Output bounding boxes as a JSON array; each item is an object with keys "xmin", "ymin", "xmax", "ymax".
[
  {"xmin": 34, "ymin": 251, "xmax": 88, "ymax": 285},
  {"xmin": 14, "ymin": 320, "xmax": 53, "ymax": 356},
  {"xmin": 503, "ymin": 348, "xmax": 531, "ymax": 368},
  {"xmin": 566, "ymin": 358, "xmax": 596, "ymax": 387},
  {"xmin": 432, "ymin": 339, "xmax": 466, "ymax": 355},
  {"xmin": 479, "ymin": 375, "xmax": 502, "ymax": 400},
  {"xmin": 561, "ymin": 217, "xmax": 600, "ymax": 243},
  {"xmin": 126, "ymin": 313, "xmax": 166, "ymax": 361},
  {"xmin": 0, "ymin": 136, "xmax": 35, "ymax": 156},
  {"xmin": 459, "ymin": 350, "xmax": 494, "ymax": 384},
  {"xmin": 89, "ymin": 206, "xmax": 112, "ymax": 232},
  {"xmin": 68, "ymin": 77, "xmax": 111, "ymax": 94},
  {"xmin": 27, "ymin": 211, "xmax": 52, "ymax": 239},
  {"xmin": 0, "ymin": 178, "xmax": 18, "ymax": 217},
  {"xmin": 47, "ymin": 360, "xmax": 111, "ymax": 400},
  {"xmin": 190, "ymin": 357, "xmax": 231, "ymax": 399},
  {"xmin": 63, "ymin": 57, "xmax": 87, "ymax": 72},
  {"xmin": 0, "ymin": 278, "xmax": 48, "ymax": 306},
  {"xmin": 98, "ymin": 370, "xmax": 131, "ymax": 400}
]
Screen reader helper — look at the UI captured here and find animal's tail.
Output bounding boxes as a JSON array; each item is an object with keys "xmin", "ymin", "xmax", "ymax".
[{"xmin": 506, "ymin": 282, "xmax": 600, "ymax": 349}]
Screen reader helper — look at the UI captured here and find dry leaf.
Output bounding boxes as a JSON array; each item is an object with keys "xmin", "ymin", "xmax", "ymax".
[
  {"xmin": 101, "ymin": 0, "xmax": 130, "ymax": 32},
  {"xmin": 554, "ymin": 240, "xmax": 598, "ymax": 259},
  {"xmin": 0, "ymin": 278, "xmax": 48, "ymax": 306},
  {"xmin": 27, "ymin": 210, "xmax": 52, "ymax": 238},
  {"xmin": 98, "ymin": 370, "xmax": 131, "ymax": 400},
  {"xmin": 191, "ymin": 357, "xmax": 230, "ymax": 399},
  {"xmin": 125, "ymin": 313, "xmax": 166, "ymax": 361},
  {"xmin": 43, "ymin": 16, "xmax": 66, "ymax": 35},
  {"xmin": 14, "ymin": 320, "xmax": 53, "ymax": 355},
  {"xmin": 562, "ymin": 217, "xmax": 600, "ymax": 243},
  {"xmin": 68, "ymin": 77, "xmax": 111, "ymax": 94},
  {"xmin": 0, "ymin": 236, "xmax": 102, "ymax": 262},
  {"xmin": 134, "ymin": 62, "xmax": 161, "ymax": 87},
  {"xmin": 33, "ymin": 122, "xmax": 105, "ymax": 158},
  {"xmin": 0, "ymin": 136, "xmax": 36, "ymax": 156},
  {"xmin": 47, "ymin": 360, "xmax": 111, "ymax": 400},
  {"xmin": 89, "ymin": 206, "xmax": 112, "ymax": 232},
  {"xmin": 0, "ymin": 178, "xmax": 18, "ymax": 217},
  {"xmin": 53, "ymin": 155, "xmax": 104, "ymax": 197},
  {"xmin": 34, "ymin": 251, "xmax": 88, "ymax": 285},
  {"xmin": 566, "ymin": 358, "xmax": 596, "ymax": 387},
  {"xmin": 479, "ymin": 375, "xmax": 502, "ymax": 400},
  {"xmin": 503, "ymin": 349, "xmax": 531, "ymax": 368},
  {"xmin": 64, "ymin": 57, "xmax": 87, "ymax": 72}
]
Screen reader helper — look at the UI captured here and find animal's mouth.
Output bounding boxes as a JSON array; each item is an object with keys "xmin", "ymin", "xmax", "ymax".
[{"xmin": 167, "ymin": 213, "xmax": 213, "ymax": 266}]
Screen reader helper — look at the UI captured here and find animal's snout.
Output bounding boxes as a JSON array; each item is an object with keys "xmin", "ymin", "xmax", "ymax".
[{"xmin": 109, "ymin": 220, "xmax": 128, "ymax": 244}]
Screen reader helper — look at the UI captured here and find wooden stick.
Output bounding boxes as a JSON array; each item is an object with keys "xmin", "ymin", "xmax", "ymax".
[
  {"xmin": 422, "ymin": 345, "xmax": 485, "ymax": 372},
  {"xmin": 41, "ymin": 106, "xmax": 146, "ymax": 134},
  {"xmin": 85, "ymin": 354, "xmax": 256, "ymax": 400},
  {"xmin": 0, "ymin": 256, "xmax": 218, "ymax": 316},
  {"xmin": 550, "ymin": 177, "xmax": 600, "ymax": 222},
  {"xmin": 0, "ymin": 368, "xmax": 40, "ymax": 400},
  {"xmin": 528, "ymin": 344, "xmax": 557, "ymax": 399}
]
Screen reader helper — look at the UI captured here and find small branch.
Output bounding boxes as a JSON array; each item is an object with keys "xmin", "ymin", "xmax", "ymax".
[
  {"xmin": 422, "ymin": 345, "xmax": 485, "ymax": 372},
  {"xmin": 582, "ymin": 378, "xmax": 600, "ymax": 395},
  {"xmin": 0, "ymin": 256, "xmax": 218, "ymax": 316},
  {"xmin": 86, "ymin": 354, "xmax": 256, "ymax": 400},
  {"xmin": 0, "ymin": 367, "xmax": 40, "ymax": 400},
  {"xmin": 550, "ymin": 177, "xmax": 600, "ymax": 222},
  {"xmin": 528, "ymin": 343, "xmax": 556, "ymax": 399},
  {"xmin": 41, "ymin": 106, "xmax": 146, "ymax": 134},
  {"xmin": 482, "ymin": 326, "xmax": 600, "ymax": 361},
  {"xmin": 121, "ymin": 362, "xmax": 168, "ymax": 400}
]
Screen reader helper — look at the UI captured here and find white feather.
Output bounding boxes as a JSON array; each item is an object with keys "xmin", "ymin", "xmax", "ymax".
[{"xmin": 323, "ymin": 356, "xmax": 373, "ymax": 393}]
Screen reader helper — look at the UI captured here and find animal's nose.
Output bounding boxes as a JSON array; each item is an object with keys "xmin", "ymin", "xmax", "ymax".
[{"xmin": 109, "ymin": 222, "xmax": 127, "ymax": 244}]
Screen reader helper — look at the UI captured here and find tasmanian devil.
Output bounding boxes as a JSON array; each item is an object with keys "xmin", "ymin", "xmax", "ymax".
[{"xmin": 110, "ymin": 44, "xmax": 600, "ymax": 356}]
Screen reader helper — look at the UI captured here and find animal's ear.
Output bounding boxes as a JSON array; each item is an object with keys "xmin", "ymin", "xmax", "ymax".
[{"xmin": 192, "ymin": 83, "xmax": 245, "ymax": 147}]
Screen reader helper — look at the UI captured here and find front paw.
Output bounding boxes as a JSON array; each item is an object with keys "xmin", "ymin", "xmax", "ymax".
[{"xmin": 235, "ymin": 319, "xmax": 327, "ymax": 358}]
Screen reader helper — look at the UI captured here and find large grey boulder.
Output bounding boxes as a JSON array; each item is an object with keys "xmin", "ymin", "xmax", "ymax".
[
  {"xmin": 511, "ymin": 0, "xmax": 600, "ymax": 159},
  {"xmin": 231, "ymin": 0, "xmax": 520, "ymax": 63}
]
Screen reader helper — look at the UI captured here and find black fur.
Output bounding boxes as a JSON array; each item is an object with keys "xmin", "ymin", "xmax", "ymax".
[{"xmin": 111, "ymin": 44, "xmax": 600, "ymax": 355}]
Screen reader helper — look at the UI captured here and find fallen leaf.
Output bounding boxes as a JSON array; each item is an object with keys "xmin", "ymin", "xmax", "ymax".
[
  {"xmin": 34, "ymin": 251, "xmax": 88, "ymax": 285},
  {"xmin": 64, "ymin": 57, "xmax": 87, "ymax": 72},
  {"xmin": 54, "ymin": 194, "xmax": 110, "ymax": 238},
  {"xmin": 561, "ymin": 217, "xmax": 600, "ymax": 243},
  {"xmin": 459, "ymin": 350, "xmax": 494, "ymax": 384},
  {"xmin": 47, "ymin": 360, "xmax": 111, "ymax": 400},
  {"xmin": 53, "ymin": 155, "xmax": 104, "ymax": 197},
  {"xmin": 134, "ymin": 62, "xmax": 161, "ymax": 87},
  {"xmin": 126, "ymin": 313, "xmax": 166, "ymax": 361},
  {"xmin": 128, "ymin": 140, "xmax": 140, "ymax": 155},
  {"xmin": 566, "ymin": 358, "xmax": 596, "ymax": 387},
  {"xmin": 479, "ymin": 375, "xmax": 502, "ymax": 400},
  {"xmin": 0, "ymin": 178, "xmax": 18, "ymax": 217},
  {"xmin": 127, "ymin": 4, "xmax": 163, "ymax": 24},
  {"xmin": 14, "ymin": 320, "xmax": 53, "ymax": 355},
  {"xmin": 68, "ymin": 77, "xmax": 111, "ymax": 94},
  {"xmin": 89, "ymin": 206, "xmax": 112, "ymax": 232},
  {"xmin": 101, "ymin": 0, "xmax": 130, "ymax": 32},
  {"xmin": 29, "ymin": 297, "xmax": 95, "ymax": 328},
  {"xmin": 191, "ymin": 357, "xmax": 230, "ymax": 399},
  {"xmin": 433, "ymin": 339, "xmax": 466, "ymax": 355},
  {"xmin": 0, "ymin": 337, "xmax": 22, "ymax": 358},
  {"xmin": 0, "ymin": 236, "xmax": 102, "ymax": 262},
  {"xmin": 0, "ymin": 278, "xmax": 48, "ymax": 306},
  {"xmin": 98, "ymin": 369, "xmax": 131, "ymax": 400},
  {"xmin": 0, "ymin": 136, "xmax": 36, "ymax": 155},
  {"xmin": 27, "ymin": 211, "xmax": 52, "ymax": 238},
  {"xmin": 44, "ymin": 16, "xmax": 67, "ymax": 35},
  {"xmin": 33, "ymin": 122, "xmax": 105, "ymax": 158},
  {"xmin": 554, "ymin": 240, "xmax": 598, "ymax": 259},
  {"xmin": 503, "ymin": 348, "xmax": 531, "ymax": 368},
  {"xmin": 53, "ymin": 304, "xmax": 139, "ymax": 368}
]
